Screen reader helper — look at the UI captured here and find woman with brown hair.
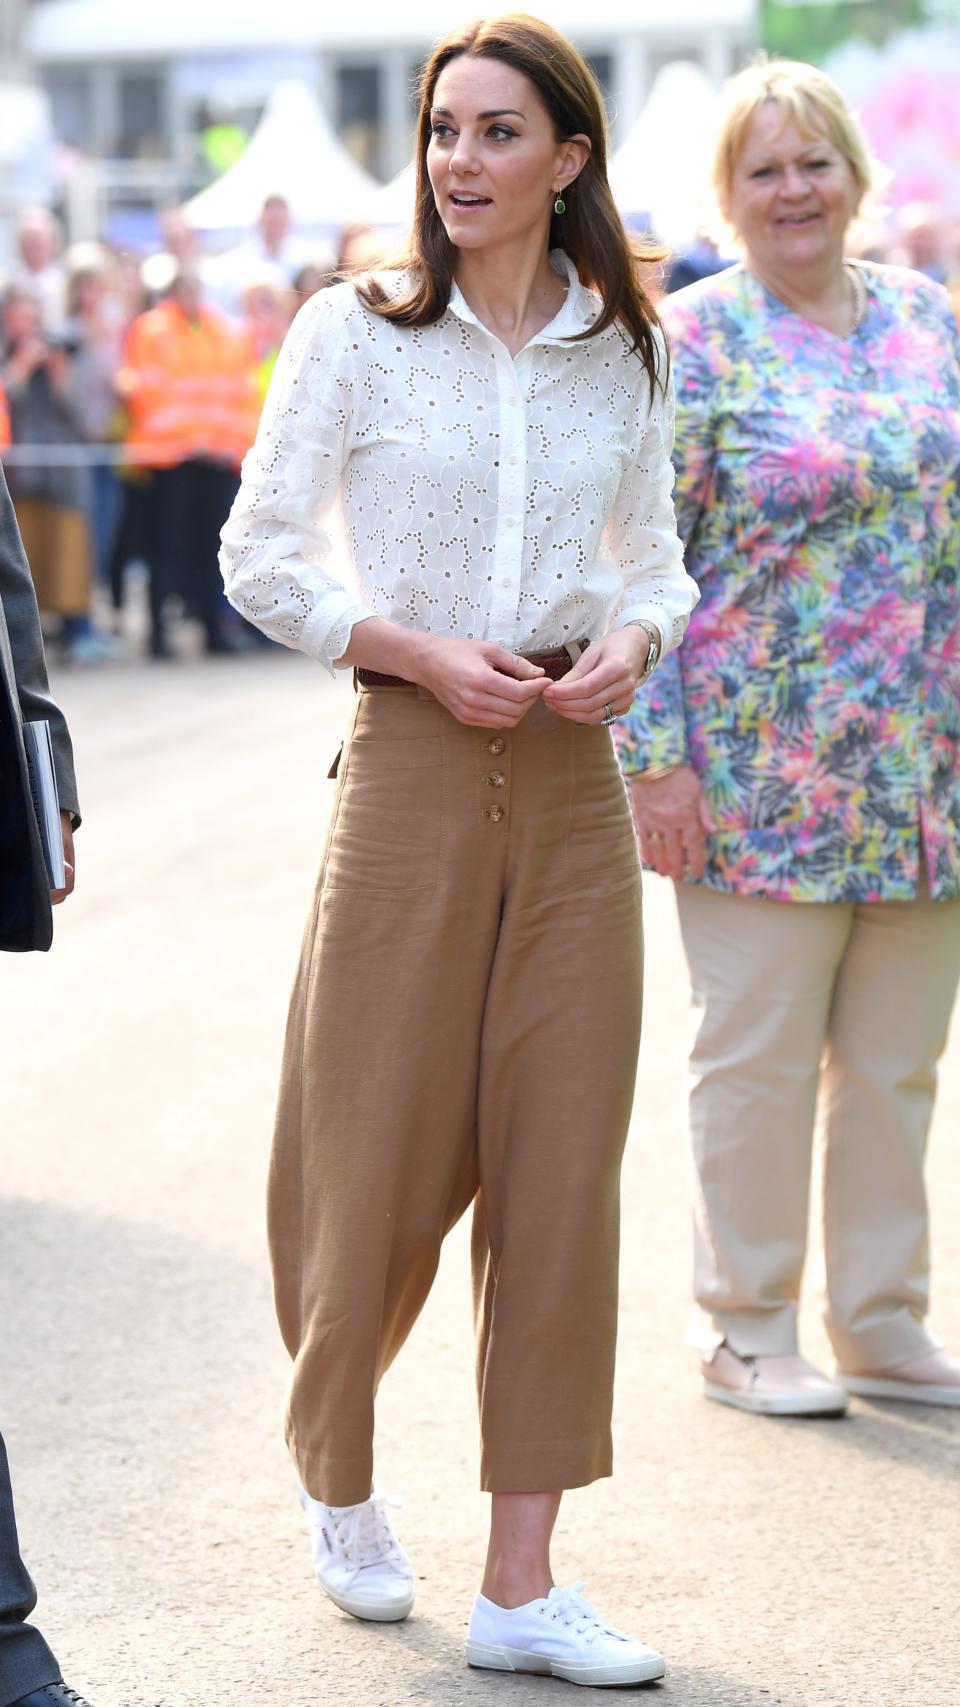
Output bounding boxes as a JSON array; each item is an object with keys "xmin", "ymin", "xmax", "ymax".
[{"xmin": 221, "ymin": 12, "xmax": 697, "ymax": 1684}]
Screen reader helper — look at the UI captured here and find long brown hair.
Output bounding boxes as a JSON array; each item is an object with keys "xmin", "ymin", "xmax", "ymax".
[{"xmin": 356, "ymin": 12, "xmax": 667, "ymax": 395}]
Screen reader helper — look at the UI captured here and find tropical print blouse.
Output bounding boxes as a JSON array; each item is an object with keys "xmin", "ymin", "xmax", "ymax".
[{"xmin": 615, "ymin": 262, "xmax": 960, "ymax": 903}]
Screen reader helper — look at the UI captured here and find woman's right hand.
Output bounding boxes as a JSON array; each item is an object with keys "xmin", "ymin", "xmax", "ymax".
[
  {"xmin": 627, "ymin": 764, "xmax": 715, "ymax": 879},
  {"xmin": 413, "ymin": 637, "xmax": 548, "ymax": 728}
]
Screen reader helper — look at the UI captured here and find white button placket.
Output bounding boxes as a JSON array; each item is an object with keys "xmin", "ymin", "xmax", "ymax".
[{"xmin": 489, "ymin": 344, "xmax": 529, "ymax": 643}]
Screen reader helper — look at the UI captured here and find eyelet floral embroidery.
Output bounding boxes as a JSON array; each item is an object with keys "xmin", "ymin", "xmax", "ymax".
[{"xmin": 220, "ymin": 253, "xmax": 697, "ymax": 673}]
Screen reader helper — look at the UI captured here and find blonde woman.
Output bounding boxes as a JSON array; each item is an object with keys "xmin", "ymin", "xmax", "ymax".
[
  {"xmin": 618, "ymin": 60, "xmax": 960, "ymax": 1416},
  {"xmin": 221, "ymin": 11, "xmax": 697, "ymax": 1687}
]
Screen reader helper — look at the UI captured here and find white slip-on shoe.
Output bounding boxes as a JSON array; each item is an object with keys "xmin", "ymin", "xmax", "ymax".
[
  {"xmin": 297, "ymin": 1483, "xmax": 415, "ymax": 1621},
  {"xmin": 702, "ymin": 1346, "xmax": 849, "ymax": 1417},
  {"xmin": 466, "ymin": 1582, "xmax": 666, "ymax": 1687},
  {"xmin": 840, "ymin": 1347, "xmax": 960, "ymax": 1407}
]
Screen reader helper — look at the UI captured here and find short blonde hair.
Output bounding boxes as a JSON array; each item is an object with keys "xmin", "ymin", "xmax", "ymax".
[{"xmin": 712, "ymin": 58, "xmax": 880, "ymax": 235}]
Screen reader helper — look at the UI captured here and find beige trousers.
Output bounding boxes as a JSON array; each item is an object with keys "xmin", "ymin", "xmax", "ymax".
[
  {"xmin": 675, "ymin": 877, "xmax": 960, "ymax": 1372},
  {"xmin": 269, "ymin": 684, "xmax": 643, "ymax": 1506}
]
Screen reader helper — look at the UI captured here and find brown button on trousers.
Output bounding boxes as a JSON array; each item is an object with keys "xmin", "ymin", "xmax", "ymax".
[{"xmin": 268, "ymin": 683, "xmax": 643, "ymax": 1506}]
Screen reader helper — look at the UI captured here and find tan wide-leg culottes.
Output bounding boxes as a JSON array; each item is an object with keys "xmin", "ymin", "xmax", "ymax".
[
  {"xmin": 675, "ymin": 876, "xmax": 960, "ymax": 1372},
  {"xmin": 269, "ymin": 682, "xmax": 644, "ymax": 1506}
]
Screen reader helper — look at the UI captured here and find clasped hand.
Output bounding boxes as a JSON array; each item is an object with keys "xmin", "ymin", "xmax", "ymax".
[{"xmin": 416, "ymin": 630, "xmax": 647, "ymax": 730}]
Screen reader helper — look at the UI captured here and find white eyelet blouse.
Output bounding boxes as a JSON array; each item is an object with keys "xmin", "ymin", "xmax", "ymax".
[{"xmin": 219, "ymin": 251, "xmax": 699, "ymax": 671}]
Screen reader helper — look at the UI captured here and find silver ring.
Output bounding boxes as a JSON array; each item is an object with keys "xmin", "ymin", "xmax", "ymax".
[{"xmin": 600, "ymin": 703, "xmax": 616, "ymax": 726}]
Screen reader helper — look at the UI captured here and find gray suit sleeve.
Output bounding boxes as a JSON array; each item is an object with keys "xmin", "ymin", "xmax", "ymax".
[{"xmin": 0, "ymin": 466, "xmax": 80, "ymax": 825}]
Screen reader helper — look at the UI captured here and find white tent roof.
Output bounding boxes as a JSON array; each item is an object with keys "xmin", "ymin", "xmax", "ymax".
[
  {"xmin": 183, "ymin": 81, "xmax": 380, "ymax": 232},
  {"xmin": 30, "ymin": 0, "xmax": 755, "ymax": 57},
  {"xmin": 369, "ymin": 162, "xmax": 416, "ymax": 230},
  {"xmin": 610, "ymin": 60, "xmax": 719, "ymax": 245}
]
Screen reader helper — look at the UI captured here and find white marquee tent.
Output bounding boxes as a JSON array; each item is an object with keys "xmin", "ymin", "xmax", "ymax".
[
  {"xmin": 610, "ymin": 60, "xmax": 719, "ymax": 246},
  {"xmin": 183, "ymin": 80, "xmax": 381, "ymax": 233}
]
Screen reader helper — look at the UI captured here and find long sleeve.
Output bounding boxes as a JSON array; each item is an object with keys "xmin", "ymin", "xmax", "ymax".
[
  {"xmin": 605, "ymin": 344, "xmax": 699, "ymax": 654},
  {"xmin": 615, "ymin": 304, "xmax": 717, "ymax": 775},
  {"xmin": 0, "ymin": 466, "xmax": 80, "ymax": 823},
  {"xmin": 219, "ymin": 290, "xmax": 373, "ymax": 670}
]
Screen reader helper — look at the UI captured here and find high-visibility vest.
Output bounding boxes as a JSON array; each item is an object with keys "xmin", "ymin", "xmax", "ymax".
[
  {"xmin": 119, "ymin": 300, "xmax": 262, "ymax": 470},
  {"xmin": 0, "ymin": 384, "xmax": 10, "ymax": 451}
]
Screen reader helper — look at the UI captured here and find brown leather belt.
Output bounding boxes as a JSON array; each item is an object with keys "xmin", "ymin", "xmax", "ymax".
[{"xmin": 355, "ymin": 641, "xmax": 588, "ymax": 690}]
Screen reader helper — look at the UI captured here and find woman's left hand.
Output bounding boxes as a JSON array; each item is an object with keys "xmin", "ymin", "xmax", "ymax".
[{"xmin": 542, "ymin": 628, "xmax": 648, "ymax": 724}]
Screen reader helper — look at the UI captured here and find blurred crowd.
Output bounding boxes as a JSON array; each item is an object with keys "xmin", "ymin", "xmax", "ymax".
[
  {"xmin": 0, "ymin": 190, "xmax": 959, "ymax": 667},
  {"xmin": 0, "ymin": 195, "xmax": 380, "ymax": 663}
]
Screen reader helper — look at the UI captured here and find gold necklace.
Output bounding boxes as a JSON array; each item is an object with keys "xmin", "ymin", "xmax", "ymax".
[{"xmin": 845, "ymin": 263, "xmax": 867, "ymax": 336}]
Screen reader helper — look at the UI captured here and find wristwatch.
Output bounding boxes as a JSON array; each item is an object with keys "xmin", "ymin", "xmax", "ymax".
[{"xmin": 635, "ymin": 620, "xmax": 661, "ymax": 679}]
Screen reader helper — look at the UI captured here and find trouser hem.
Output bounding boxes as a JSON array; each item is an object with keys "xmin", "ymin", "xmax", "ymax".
[
  {"xmin": 0, "ymin": 1659, "xmax": 61, "ymax": 1707},
  {"xmin": 480, "ymin": 1436, "xmax": 612, "ymax": 1494},
  {"xmin": 688, "ymin": 1303, "xmax": 799, "ymax": 1360},
  {"xmin": 292, "ymin": 1441, "xmax": 374, "ymax": 1510},
  {"xmin": 827, "ymin": 1312, "xmax": 939, "ymax": 1375}
]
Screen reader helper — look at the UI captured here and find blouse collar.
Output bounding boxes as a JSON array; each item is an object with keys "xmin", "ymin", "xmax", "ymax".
[{"xmin": 446, "ymin": 249, "xmax": 599, "ymax": 347}]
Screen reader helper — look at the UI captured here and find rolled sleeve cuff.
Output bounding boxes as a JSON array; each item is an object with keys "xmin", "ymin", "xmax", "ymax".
[
  {"xmin": 614, "ymin": 722, "xmax": 689, "ymax": 777},
  {"xmin": 612, "ymin": 600, "xmax": 687, "ymax": 658},
  {"xmin": 301, "ymin": 597, "xmax": 376, "ymax": 675}
]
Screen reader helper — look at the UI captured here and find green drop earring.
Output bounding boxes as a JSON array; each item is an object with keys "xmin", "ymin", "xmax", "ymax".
[{"xmin": 553, "ymin": 192, "xmax": 566, "ymax": 215}]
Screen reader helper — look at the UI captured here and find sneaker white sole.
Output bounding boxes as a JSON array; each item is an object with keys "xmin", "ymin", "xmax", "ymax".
[
  {"xmin": 466, "ymin": 1638, "xmax": 666, "ymax": 1686},
  {"xmin": 318, "ymin": 1579, "xmax": 415, "ymax": 1622},
  {"xmin": 702, "ymin": 1379, "xmax": 849, "ymax": 1417},
  {"xmin": 842, "ymin": 1375, "xmax": 960, "ymax": 1407}
]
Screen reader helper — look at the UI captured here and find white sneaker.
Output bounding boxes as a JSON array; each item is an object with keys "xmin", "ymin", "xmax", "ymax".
[
  {"xmin": 297, "ymin": 1483, "xmax": 415, "ymax": 1621},
  {"xmin": 466, "ymin": 1582, "xmax": 666, "ymax": 1687}
]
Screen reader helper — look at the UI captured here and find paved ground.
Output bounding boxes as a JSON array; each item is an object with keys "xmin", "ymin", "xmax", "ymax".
[{"xmin": 2, "ymin": 645, "xmax": 958, "ymax": 1707}]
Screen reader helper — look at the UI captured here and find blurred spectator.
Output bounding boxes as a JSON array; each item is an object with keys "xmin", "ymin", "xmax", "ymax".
[
  {"xmin": 334, "ymin": 222, "xmax": 384, "ymax": 278},
  {"xmin": 142, "ymin": 206, "xmax": 203, "ymax": 303},
  {"xmin": 665, "ymin": 231, "xmax": 731, "ymax": 294},
  {"xmin": 118, "ymin": 267, "xmax": 261, "ymax": 658},
  {"xmin": 62, "ymin": 245, "xmax": 126, "ymax": 599},
  {"xmin": 292, "ymin": 261, "xmax": 333, "ymax": 313},
  {"xmin": 896, "ymin": 200, "xmax": 951, "ymax": 284},
  {"xmin": 0, "ymin": 286, "xmax": 112, "ymax": 663},
  {"xmin": 206, "ymin": 195, "xmax": 332, "ymax": 310},
  {"xmin": 241, "ymin": 278, "xmax": 294, "ymax": 400},
  {"xmin": 6, "ymin": 208, "xmax": 66, "ymax": 336},
  {"xmin": 112, "ymin": 247, "xmax": 149, "ymax": 326}
]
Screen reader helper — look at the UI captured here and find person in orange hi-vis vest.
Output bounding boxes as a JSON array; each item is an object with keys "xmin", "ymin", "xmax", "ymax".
[{"xmin": 119, "ymin": 266, "xmax": 261, "ymax": 658}]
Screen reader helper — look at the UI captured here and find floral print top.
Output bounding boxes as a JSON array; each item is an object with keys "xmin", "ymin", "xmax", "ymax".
[{"xmin": 615, "ymin": 262, "xmax": 960, "ymax": 903}]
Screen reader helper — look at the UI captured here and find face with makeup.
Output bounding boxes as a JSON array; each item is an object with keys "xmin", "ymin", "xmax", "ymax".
[
  {"xmin": 426, "ymin": 55, "xmax": 588, "ymax": 253},
  {"xmin": 725, "ymin": 100, "xmax": 860, "ymax": 279}
]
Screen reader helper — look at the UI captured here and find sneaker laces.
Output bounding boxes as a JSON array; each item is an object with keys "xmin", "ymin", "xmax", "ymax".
[
  {"xmin": 544, "ymin": 1583, "xmax": 631, "ymax": 1647},
  {"xmin": 328, "ymin": 1494, "xmax": 407, "ymax": 1574}
]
